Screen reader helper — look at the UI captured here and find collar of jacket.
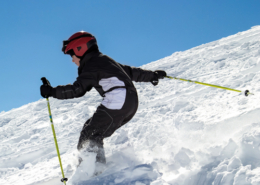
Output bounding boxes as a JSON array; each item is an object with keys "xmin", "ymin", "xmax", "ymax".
[{"xmin": 78, "ymin": 50, "xmax": 101, "ymax": 75}]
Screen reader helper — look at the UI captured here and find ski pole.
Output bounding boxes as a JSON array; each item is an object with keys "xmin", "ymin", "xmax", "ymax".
[
  {"xmin": 41, "ymin": 77, "xmax": 68, "ymax": 185},
  {"xmin": 165, "ymin": 76, "xmax": 254, "ymax": 96}
]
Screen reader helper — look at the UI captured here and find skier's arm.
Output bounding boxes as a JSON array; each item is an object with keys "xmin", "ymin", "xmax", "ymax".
[
  {"xmin": 119, "ymin": 64, "xmax": 155, "ymax": 82},
  {"xmin": 119, "ymin": 64, "xmax": 167, "ymax": 86},
  {"xmin": 52, "ymin": 73, "xmax": 94, "ymax": 100}
]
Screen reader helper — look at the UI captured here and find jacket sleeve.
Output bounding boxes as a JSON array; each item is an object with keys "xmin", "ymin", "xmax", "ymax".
[
  {"xmin": 119, "ymin": 64, "xmax": 155, "ymax": 82},
  {"xmin": 52, "ymin": 72, "xmax": 94, "ymax": 100}
]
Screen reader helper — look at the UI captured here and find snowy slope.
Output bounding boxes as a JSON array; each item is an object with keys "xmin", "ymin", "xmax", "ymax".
[{"xmin": 1, "ymin": 25, "xmax": 260, "ymax": 185}]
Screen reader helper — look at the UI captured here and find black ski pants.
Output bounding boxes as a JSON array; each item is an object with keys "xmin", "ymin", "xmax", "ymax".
[{"xmin": 77, "ymin": 88, "xmax": 138, "ymax": 154}]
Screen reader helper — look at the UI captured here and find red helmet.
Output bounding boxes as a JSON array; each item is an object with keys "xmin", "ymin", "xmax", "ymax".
[{"xmin": 62, "ymin": 31, "xmax": 97, "ymax": 57}]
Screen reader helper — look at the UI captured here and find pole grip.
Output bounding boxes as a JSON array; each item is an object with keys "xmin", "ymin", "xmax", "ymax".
[
  {"xmin": 41, "ymin": 77, "xmax": 51, "ymax": 86},
  {"xmin": 41, "ymin": 77, "xmax": 48, "ymax": 85}
]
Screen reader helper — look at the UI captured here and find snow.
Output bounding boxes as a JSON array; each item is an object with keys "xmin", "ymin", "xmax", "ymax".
[{"xmin": 1, "ymin": 25, "xmax": 260, "ymax": 185}]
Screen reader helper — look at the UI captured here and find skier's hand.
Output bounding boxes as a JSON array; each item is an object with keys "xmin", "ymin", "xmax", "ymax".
[
  {"xmin": 40, "ymin": 79, "xmax": 53, "ymax": 98},
  {"xmin": 151, "ymin": 70, "xmax": 167, "ymax": 86},
  {"xmin": 155, "ymin": 70, "xmax": 167, "ymax": 79}
]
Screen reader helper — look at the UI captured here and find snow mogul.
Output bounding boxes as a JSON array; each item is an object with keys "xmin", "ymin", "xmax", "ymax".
[{"xmin": 40, "ymin": 31, "xmax": 166, "ymax": 173}]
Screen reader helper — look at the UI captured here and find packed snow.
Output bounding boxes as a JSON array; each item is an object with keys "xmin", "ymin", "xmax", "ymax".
[{"xmin": 1, "ymin": 26, "xmax": 260, "ymax": 185}]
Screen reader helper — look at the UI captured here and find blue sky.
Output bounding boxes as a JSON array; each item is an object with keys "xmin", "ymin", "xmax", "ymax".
[{"xmin": 0, "ymin": 1, "xmax": 260, "ymax": 112}]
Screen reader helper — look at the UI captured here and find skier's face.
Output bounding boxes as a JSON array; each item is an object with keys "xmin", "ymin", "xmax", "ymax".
[{"xmin": 72, "ymin": 55, "xmax": 80, "ymax": 67}]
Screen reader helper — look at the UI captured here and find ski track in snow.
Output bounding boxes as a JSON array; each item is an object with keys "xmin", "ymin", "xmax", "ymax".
[{"xmin": 1, "ymin": 26, "xmax": 260, "ymax": 185}]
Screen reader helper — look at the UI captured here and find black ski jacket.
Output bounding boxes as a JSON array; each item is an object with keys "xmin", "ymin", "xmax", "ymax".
[{"xmin": 52, "ymin": 50, "xmax": 155, "ymax": 100}]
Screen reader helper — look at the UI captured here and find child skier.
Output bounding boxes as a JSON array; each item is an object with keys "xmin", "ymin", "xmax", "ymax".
[{"xmin": 40, "ymin": 31, "xmax": 166, "ymax": 171}]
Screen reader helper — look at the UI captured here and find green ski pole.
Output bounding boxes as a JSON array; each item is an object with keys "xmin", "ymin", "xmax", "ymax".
[
  {"xmin": 41, "ymin": 77, "xmax": 68, "ymax": 184},
  {"xmin": 165, "ymin": 76, "xmax": 254, "ymax": 96}
]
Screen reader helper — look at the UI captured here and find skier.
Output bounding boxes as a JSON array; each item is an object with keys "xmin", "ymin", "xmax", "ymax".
[{"xmin": 40, "ymin": 31, "xmax": 166, "ymax": 172}]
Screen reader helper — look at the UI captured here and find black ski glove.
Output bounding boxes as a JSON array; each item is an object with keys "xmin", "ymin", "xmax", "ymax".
[
  {"xmin": 151, "ymin": 70, "xmax": 167, "ymax": 86},
  {"xmin": 40, "ymin": 79, "xmax": 53, "ymax": 98},
  {"xmin": 155, "ymin": 70, "xmax": 167, "ymax": 79}
]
